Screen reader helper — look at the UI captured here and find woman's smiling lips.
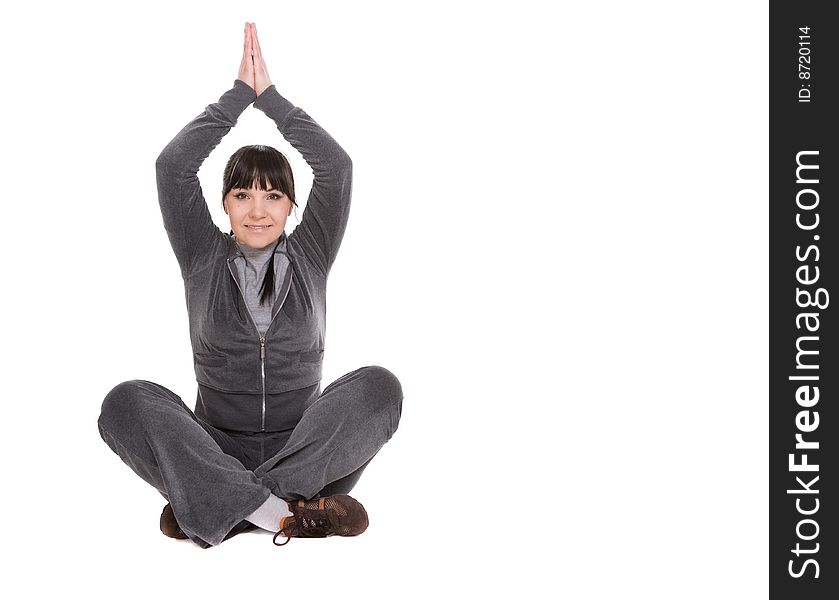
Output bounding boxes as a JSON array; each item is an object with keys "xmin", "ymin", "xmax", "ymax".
[{"xmin": 245, "ymin": 225, "xmax": 272, "ymax": 232}]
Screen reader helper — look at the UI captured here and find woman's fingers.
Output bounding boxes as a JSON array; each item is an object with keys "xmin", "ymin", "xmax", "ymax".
[
  {"xmin": 251, "ymin": 22, "xmax": 272, "ymax": 95},
  {"xmin": 241, "ymin": 21, "xmax": 249, "ymax": 60},
  {"xmin": 237, "ymin": 21, "xmax": 256, "ymax": 91},
  {"xmin": 251, "ymin": 22, "xmax": 262, "ymax": 65}
]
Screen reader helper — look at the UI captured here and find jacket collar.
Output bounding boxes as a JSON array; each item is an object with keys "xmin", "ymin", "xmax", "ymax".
[{"xmin": 224, "ymin": 230, "xmax": 294, "ymax": 322}]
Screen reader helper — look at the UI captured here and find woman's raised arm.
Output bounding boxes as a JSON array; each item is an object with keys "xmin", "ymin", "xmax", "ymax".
[
  {"xmin": 155, "ymin": 23, "xmax": 258, "ymax": 279},
  {"xmin": 250, "ymin": 24, "xmax": 353, "ymax": 277}
]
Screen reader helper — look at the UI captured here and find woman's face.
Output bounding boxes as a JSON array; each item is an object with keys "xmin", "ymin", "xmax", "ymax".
[{"xmin": 224, "ymin": 185, "xmax": 292, "ymax": 249}]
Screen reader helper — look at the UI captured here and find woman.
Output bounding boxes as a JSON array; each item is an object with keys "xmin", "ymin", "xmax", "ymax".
[{"xmin": 97, "ymin": 22, "xmax": 403, "ymax": 549}]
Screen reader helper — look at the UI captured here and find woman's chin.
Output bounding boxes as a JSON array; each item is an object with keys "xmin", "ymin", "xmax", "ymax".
[{"xmin": 237, "ymin": 227, "xmax": 279, "ymax": 248}]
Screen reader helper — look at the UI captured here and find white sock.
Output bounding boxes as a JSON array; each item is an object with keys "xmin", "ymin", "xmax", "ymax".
[{"xmin": 245, "ymin": 493, "xmax": 293, "ymax": 532}]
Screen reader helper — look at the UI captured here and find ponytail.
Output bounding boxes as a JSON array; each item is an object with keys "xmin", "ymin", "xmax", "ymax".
[{"xmin": 258, "ymin": 258, "xmax": 275, "ymax": 307}]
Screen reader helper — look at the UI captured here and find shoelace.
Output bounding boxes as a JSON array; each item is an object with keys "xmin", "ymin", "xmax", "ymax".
[{"xmin": 272, "ymin": 510, "xmax": 332, "ymax": 546}]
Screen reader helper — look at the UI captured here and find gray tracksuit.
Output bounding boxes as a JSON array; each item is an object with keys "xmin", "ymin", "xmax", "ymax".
[
  {"xmin": 97, "ymin": 80, "xmax": 403, "ymax": 548},
  {"xmin": 156, "ymin": 78, "xmax": 352, "ymax": 433}
]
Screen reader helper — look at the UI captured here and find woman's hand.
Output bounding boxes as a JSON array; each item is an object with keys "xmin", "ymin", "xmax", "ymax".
[
  {"xmin": 237, "ymin": 22, "xmax": 273, "ymax": 96},
  {"xmin": 251, "ymin": 23, "xmax": 273, "ymax": 96},
  {"xmin": 237, "ymin": 22, "xmax": 256, "ymax": 91}
]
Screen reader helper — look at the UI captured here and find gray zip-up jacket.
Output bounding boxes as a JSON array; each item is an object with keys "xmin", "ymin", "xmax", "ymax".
[{"xmin": 155, "ymin": 79, "xmax": 352, "ymax": 433}]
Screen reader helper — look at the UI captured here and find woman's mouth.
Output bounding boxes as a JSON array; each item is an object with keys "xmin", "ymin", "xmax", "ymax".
[{"xmin": 245, "ymin": 225, "xmax": 272, "ymax": 233}]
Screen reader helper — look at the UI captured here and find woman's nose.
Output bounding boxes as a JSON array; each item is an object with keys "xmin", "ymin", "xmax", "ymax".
[{"xmin": 249, "ymin": 202, "xmax": 267, "ymax": 217}]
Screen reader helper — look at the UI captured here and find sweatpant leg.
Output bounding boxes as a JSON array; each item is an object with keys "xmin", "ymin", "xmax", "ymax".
[
  {"xmin": 97, "ymin": 379, "xmax": 273, "ymax": 548},
  {"xmin": 254, "ymin": 365, "xmax": 403, "ymax": 500},
  {"xmin": 316, "ymin": 455, "xmax": 375, "ymax": 497}
]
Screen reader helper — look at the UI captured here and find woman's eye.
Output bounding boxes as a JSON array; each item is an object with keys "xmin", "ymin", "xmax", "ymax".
[{"xmin": 233, "ymin": 192, "xmax": 282, "ymax": 200}]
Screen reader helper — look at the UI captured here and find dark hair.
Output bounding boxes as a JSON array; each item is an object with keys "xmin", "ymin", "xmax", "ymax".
[{"xmin": 222, "ymin": 145, "xmax": 298, "ymax": 307}]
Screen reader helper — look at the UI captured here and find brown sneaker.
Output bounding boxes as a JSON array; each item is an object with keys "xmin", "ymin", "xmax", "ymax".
[
  {"xmin": 160, "ymin": 503, "xmax": 188, "ymax": 539},
  {"xmin": 272, "ymin": 494, "xmax": 369, "ymax": 546}
]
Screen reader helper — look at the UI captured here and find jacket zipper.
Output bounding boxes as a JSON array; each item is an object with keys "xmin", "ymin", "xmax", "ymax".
[{"xmin": 227, "ymin": 256, "xmax": 293, "ymax": 431}]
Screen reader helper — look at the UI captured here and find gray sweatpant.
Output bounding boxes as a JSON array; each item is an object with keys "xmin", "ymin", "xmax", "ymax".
[{"xmin": 97, "ymin": 365, "xmax": 403, "ymax": 548}]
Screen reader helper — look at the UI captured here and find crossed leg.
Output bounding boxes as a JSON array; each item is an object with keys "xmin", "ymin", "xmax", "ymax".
[
  {"xmin": 97, "ymin": 366, "xmax": 403, "ymax": 548},
  {"xmin": 255, "ymin": 366, "xmax": 403, "ymax": 499}
]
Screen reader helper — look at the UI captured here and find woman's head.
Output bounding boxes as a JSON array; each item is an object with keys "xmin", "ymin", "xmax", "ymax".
[{"xmin": 222, "ymin": 145, "xmax": 297, "ymax": 249}]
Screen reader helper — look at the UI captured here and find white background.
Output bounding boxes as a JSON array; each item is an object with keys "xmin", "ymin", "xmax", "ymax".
[{"xmin": 0, "ymin": 1, "xmax": 767, "ymax": 597}]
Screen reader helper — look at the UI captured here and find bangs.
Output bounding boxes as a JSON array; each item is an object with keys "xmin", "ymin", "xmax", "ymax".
[
  {"xmin": 228, "ymin": 160, "xmax": 282, "ymax": 193},
  {"xmin": 224, "ymin": 145, "xmax": 293, "ymax": 197}
]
